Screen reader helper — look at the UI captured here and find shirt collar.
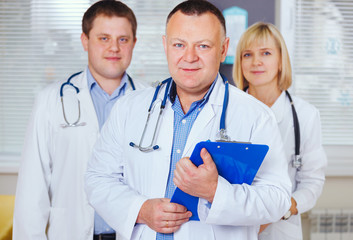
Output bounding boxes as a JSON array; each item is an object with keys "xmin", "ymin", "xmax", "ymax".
[
  {"xmin": 86, "ymin": 67, "xmax": 128, "ymax": 97},
  {"xmin": 168, "ymin": 74, "xmax": 218, "ymax": 106}
]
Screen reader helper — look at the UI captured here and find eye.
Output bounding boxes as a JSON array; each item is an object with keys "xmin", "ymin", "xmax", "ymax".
[
  {"xmin": 199, "ymin": 44, "xmax": 209, "ymax": 49},
  {"xmin": 243, "ymin": 53, "xmax": 251, "ymax": 58},
  {"xmin": 263, "ymin": 51, "xmax": 271, "ymax": 56},
  {"xmin": 100, "ymin": 37, "xmax": 108, "ymax": 41},
  {"xmin": 174, "ymin": 43, "xmax": 184, "ymax": 48},
  {"xmin": 119, "ymin": 37, "xmax": 128, "ymax": 43}
]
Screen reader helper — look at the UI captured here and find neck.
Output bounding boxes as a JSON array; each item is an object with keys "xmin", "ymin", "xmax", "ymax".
[
  {"xmin": 89, "ymin": 70, "xmax": 123, "ymax": 96},
  {"xmin": 177, "ymin": 88, "xmax": 208, "ymax": 114},
  {"xmin": 96, "ymin": 78, "xmax": 122, "ymax": 95},
  {"xmin": 248, "ymin": 84, "xmax": 281, "ymax": 107}
]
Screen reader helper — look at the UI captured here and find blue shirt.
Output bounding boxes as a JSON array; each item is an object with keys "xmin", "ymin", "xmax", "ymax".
[
  {"xmin": 87, "ymin": 68, "xmax": 128, "ymax": 234},
  {"xmin": 156, "ymin": 78, "xmax": 217, "ymax": 240}
]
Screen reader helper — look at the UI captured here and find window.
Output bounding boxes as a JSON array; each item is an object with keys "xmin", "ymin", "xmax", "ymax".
[
  {"xmin": 0, "ymin": 0, "xmax": 182, "ymax": 171},
  {"xmin": 279, "ymin": 0, "xmax": 353, "ymax": 175}
]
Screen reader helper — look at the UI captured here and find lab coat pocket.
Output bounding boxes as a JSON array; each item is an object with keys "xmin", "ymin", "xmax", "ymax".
[{"xmin": 47, "ymin": 207, "xmax": 67, "ymax": 239}]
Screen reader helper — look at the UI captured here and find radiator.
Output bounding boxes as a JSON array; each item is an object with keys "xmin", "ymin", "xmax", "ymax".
[{"xmin": 310, "ymin": 209, "xmax": 353, "ymax": 240}]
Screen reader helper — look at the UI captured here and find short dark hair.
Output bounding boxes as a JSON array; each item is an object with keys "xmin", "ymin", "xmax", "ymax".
[
  {"xmin": 82, "ymin": 0, "xmax": 137, "ymax": 39},
  {"xmin": 166, "ymin": 0, "xmax": 226, "ymax": 35}
]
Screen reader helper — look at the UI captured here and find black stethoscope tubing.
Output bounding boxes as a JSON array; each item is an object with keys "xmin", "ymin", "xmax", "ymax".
[{"xmin": 285, "ymin": 91, "xmax": 300, "ymax": 160}]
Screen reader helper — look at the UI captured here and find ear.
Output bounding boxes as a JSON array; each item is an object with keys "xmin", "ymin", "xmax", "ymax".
[
  {"xmin": 162, "ymin": 35, "xmax": 167, "ymax": 56},
  {"xmin": 133, "ymin": 37, "xmax": 137, "ymax": 48},
  {"xmin": 81, "ymin": 33, "xmax": 89, "ymax": 51},
  {"xmin": 220, "ymin": 37, "xmax": 230, "ymax": 63}
]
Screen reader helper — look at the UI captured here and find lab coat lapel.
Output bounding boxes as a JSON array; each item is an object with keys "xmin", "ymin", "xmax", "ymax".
[
  {"xmin": 271, "ymin": 91, "xmax": 286, "ymax": 124},
  {"xmin": 151, "ymin": 94, "xmax": 175, "ymax": 198},
  {"xmin": 183, "ymin": 74, "xmax": 224, "ymax": 156}
]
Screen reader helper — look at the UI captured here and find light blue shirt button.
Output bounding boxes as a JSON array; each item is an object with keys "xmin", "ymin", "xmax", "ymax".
[
  {"xmin": 176, "ymin": 149, "xmax": 181, "ymax": 154},
  {"xmin": 182, "ymin": 119, "xmax": 186, "ymax": 124}
]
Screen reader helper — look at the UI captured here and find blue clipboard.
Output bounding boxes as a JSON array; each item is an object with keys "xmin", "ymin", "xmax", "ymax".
[{"xmin": 170, "ymin": 141, "xmax": 269, "ymax": 221}]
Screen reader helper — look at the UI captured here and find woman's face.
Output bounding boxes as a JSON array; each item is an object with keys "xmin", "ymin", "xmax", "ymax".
[{"xmin": 241, "ymin": 36, "xmax": 281, "ymax": 90}]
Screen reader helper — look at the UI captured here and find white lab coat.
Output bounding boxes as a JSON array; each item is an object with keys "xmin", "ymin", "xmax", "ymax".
[
  {"xmin": 85, "ymin": 74, "xmax": 292, "ymax": 240},
  {"xmin": 13, "ymin": 69, "xmax": 146, "ymax": 240},
  {"xmin": 259, "ymin": 91, "xmax": 327, "ymax": 240}
]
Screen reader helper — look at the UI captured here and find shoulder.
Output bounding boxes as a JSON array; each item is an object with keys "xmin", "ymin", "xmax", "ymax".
[
  {"xmin": 114, "ymin": 85, "xmax": 156, "ymax": 110},
  {"xmin": 131, "ymin": 78, "xmax": 151, "ymax": 90},
  {"xmin": 291, "ymin": 95, "xmax": 321, "ymax": 128},
  {"xmin": 292, "ymin": 95, "xmax": 319, "ymax": 116},
  {"xmin": 35, "ymin": 80, "xmax": 63, "ymax": 102},
  {"xmin": 228, "ymin": 84, "xmax": 275, "ymax": 118}
]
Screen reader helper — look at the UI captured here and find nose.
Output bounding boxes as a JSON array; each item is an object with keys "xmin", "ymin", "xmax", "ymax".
[
  {"xmin": 252, "ymin": 54, "xmax": 262, "ymax": 66},
  {"xmin": 183, "ymin": 47, "xmax": 198, "ymax": 62},
  {"xmin": 110, "ymin": 39, "xmax": 120, "ymax": 52}
]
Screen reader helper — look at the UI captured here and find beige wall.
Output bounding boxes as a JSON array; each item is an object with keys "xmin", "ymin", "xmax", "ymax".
[{"xmin": 0, "ymin": 173, "xmax": 17, "ymax": 195}]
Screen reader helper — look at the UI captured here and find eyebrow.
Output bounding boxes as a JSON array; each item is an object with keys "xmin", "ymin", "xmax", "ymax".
[
  {"xmin": 169, "ymin": 37, "xmax": 213, "ymax": 45},
  {"xmin": 243, "ymin": 47, "xmax": 274, "ymax": 52}
]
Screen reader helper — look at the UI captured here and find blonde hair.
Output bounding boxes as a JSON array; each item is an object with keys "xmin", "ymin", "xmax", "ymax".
[{"xmin": 233, "ymin": 22, "xmax": 292, "ymax": 90}]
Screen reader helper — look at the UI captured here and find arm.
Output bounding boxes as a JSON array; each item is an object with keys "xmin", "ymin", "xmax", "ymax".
[
  {"xmin": 85, "ymin": 103, "xmax": 190, "ymax": 239},
  {"xmin": 13, "ymin": 92, "xmax": 51, "ymax": 240},
  {"xmin": 197, "ymin": 112, "xmax": 291, "ymax": 226}
]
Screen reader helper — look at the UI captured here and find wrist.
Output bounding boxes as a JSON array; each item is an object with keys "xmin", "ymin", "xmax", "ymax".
[{"xmin": 282, "ymin": 210, "xmax": 292, "ymax": 220}]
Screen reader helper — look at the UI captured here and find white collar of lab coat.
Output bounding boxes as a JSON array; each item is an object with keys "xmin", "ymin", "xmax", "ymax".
[{"xmin": 271, "ymin": 90, "xmax": 287, "ymax": 124}]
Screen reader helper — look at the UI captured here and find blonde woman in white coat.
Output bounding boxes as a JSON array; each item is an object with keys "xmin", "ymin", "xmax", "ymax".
[{"xmin": 233, "ymin": 22, "xmax": 327, "ymax": 240}]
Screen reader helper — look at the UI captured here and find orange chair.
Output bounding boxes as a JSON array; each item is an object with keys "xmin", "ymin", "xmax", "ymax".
[{"xmin": 0, "ymin": 195, "xmax": 15, "ymax": 240}]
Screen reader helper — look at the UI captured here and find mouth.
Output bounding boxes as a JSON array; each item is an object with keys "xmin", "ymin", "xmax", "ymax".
[
  {"xmin": 251, "ymin": 70, "xmax": 265, "ymax": 75},
  {"xmin": 180, "ymin": 67, "xmax": 201, "ymax": 73},
  {"xmin": 105, "ymin": 57, "xmax": 121, "ymax": 61}
]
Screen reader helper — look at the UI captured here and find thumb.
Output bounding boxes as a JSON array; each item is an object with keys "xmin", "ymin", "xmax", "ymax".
[{"xmin": 200, "ymin": 148, "xmax": 215, "ymax": 167}]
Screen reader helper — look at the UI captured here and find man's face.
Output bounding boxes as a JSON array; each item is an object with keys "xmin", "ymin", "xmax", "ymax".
[
  {"xmin": 81, "ymin": 15, "xmax": 136, "ymax": 83},
  {"xmin": 163, "ymin": 11, "xmax": 229, "ymax": 97}
]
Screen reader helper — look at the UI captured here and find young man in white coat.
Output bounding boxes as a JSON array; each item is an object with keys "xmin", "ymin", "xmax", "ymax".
[
  {"xmin": 13, "ymin": 1, "xmax": 146, "ymax": 239},
  {"xmin": 85, "ymin": 1, "xmax": 292, "ymax": 239}
]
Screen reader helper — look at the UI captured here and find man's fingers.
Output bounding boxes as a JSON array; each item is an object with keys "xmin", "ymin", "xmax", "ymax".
[
  {"xmin": 162, "ymin": 200, "xmax": 188, "ymax": 213},
  {"xmin": 200, "ymin": 148, "xmax": 214, "ymax": 167},
  {"xmin": 161, "ymin": 211, "xmax": 192, "ymax": 221},
  {"xmin": 157, "ymin": 217, "xmax": 190, "ymax": 234}
]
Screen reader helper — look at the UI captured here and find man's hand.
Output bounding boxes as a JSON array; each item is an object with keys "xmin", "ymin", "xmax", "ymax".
[
  {"xmin": 173, "ymin": 148, "xmax": 218, "ymax": 203},
  {"xmin": 136, "ymin": 198, "xmax": 192, "ymax": 233},
  {"xmin": 259, "ymin": 223, "xmax": 271, "ymax": 234}
]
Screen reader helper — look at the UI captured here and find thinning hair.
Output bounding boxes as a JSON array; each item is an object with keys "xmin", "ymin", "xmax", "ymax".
[{"xmin": 166, "ymin": 0, "xmax": 226, "ymax": 36}]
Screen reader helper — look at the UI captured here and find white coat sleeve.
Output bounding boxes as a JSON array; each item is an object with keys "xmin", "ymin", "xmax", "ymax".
[
  {"xmin": 13, "ymin": 90, "xmax": 52, "ymax": 240},
  {"xmin": 85, "ymin": 103, "xmax": 147, "ymax": 240},
  {"xmin": 198, "ymin": 111, "xmax": 292, "ymax": 226},
  {"xmin": 292, "ymin": 109, "xmax": 327, "ymax": 213}
]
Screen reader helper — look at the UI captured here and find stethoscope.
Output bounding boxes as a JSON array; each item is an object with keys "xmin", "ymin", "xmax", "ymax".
[
  {"xmin": 285, "ymin": 90, "xmax": 302, "ymax": 169},
  {"xmin": 244, "ymin": 87, "xmax": 302, "ymax": 169},
  {"xmin": 60, "ymin": 71, "xmax": 136, "ymax": 128},
  {"xmin": 129, "ymin": 75, "xmax": 230, "ymax": 152}
]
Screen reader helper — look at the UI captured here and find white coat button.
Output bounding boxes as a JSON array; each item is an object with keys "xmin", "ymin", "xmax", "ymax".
[
  {"xmin": 182, "ymin": 119, "xmax": 186, "ymax": 124},
  {"xmin": 176, "ymin": 149, "xmax": 181, "ymax": 154}
]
